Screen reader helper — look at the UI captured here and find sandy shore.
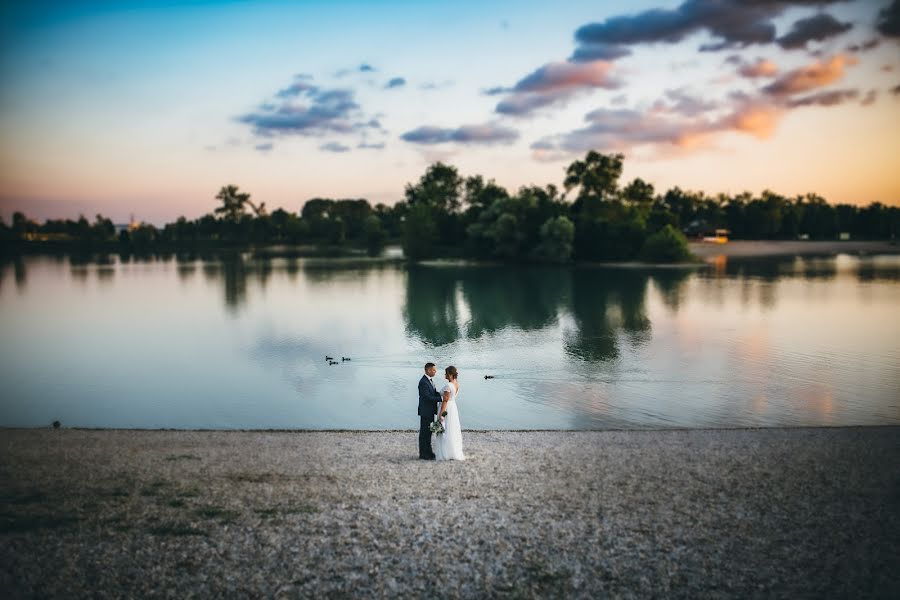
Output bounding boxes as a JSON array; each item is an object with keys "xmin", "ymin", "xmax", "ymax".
[
  {"xmin": 2, "ymin": 428, "xmax": 898, "ymax": 598},
  {"xmin": 688, "ymin": 239, "xmax": 899, "ymax": 259}
]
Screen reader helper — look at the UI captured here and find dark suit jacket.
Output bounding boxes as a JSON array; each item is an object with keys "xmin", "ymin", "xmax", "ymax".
[{"xmin": 418, "ymin": 375, "xmax": 442, "ymax": 416}]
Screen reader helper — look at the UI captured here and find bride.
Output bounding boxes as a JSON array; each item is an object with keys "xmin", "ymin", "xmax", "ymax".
[{"xmin": 435, "ymin": 366, "xmax": 465, "ymax": 461}]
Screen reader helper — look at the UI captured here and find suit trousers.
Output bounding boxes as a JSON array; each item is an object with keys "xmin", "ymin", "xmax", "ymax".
[{"xmin": 419, "ymin": 411, "xmax": 435, "ymax": 458}]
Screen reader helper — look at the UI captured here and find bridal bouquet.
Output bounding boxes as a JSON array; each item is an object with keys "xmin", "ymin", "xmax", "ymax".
[{"xmin": 429, "ymin": 411, "xmax": 449, "ymax": 435}]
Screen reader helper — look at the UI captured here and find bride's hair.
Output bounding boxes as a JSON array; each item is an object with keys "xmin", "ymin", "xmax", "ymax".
[{"xmin": 445, "ymin": 366, "xmax": 458, "ymax": 380}]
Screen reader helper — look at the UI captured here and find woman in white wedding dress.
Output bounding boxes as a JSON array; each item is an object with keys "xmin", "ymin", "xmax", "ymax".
[{"xmin": 435, "ymin": 366, "xmax": 465, "ymax": 461}]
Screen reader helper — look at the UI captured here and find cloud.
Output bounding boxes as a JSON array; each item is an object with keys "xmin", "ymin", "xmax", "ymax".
[
  {"xmin": 737, "ymin": 58, "xmax": 779, "ymax": 78},
  {"xmin": 570, "ymin": 42, "xmax": 632, "ymax": 62},
  {"xmin": 320, "ymin": 142, "xmax": 351, "ymax": 153},
  {"xmin": 572, "ymin": 0, "xmax": 847, "ymax": 54},
  {"xmin": 493, "ymin": 60, "xmax": 622, "ymax": 116},
  {"xmin": 846, "ymin": 38, "xmax": 880, "ymax": 53},
  {"xmin": 532, "ymin": 93, "xmax": 787, "ymax": 159},
  {"xmin": 238, "ymin": 77, "xmax": 380, "ymax": 140},
  {"xmin": 400, "ymin": 123, "xmax": 519, "ymax": 145},
  {"xmin": 861, "ymin": 89, "xmax": 877, "ymax": 106},
  {"xmin": 419, "ymin": 80, "xmax": 454, "ymax": 91},
  {"xmin": 723, "ymin": 101, "xmax": 781, "ymax": 139},
  {"xmin": 385, "ymin": 77, "xmax": 406, "ymax": 89},
  {"xmin": 762, "ymin": 54, "xmax": 857, "ymax": 96},
  {"xmin": 776, "ymin": 13, "xmax": 853, "ymax": 49},
  {"xmin": 785, "ymin": 88, "xmax": 859, "ymax": 107},
  {"xmin": 532, "ymin": 109, "xmax": 715, "ymax": 155},
  {"xmin": 877, "ymin": 0, "xmax": 900, "ymax": 38},
  {"xmin": 653, "ymin": 88, "xmax": 720, "ymax": 116},
  {"xmin": 254, "ymin": 143, "xmax": 274, "ymax": 153},
  {"xmin": 892, "ymin": 83, "xmax": 900, "ymax": 95},
  {"xmin": 358, "ymin": 142, "xmax": 386, "ymax": 150},
  {"xmin": 359, "ymin": 63, "xmax": 376, "ymax": 73},
  {"xmin": 275, "ymin": 80, "xmax": 319, "ymax": 98}
]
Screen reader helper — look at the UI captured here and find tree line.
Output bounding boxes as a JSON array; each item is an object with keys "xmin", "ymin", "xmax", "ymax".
[{"xmin": 2, "ymin": 152, "xmax": 897, "ymax": 262}]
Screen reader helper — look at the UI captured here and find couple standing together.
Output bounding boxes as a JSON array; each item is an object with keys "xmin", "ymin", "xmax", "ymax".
[{"xmin": 417, "ymin": 362, "xmax": 465, "ymax": 461}]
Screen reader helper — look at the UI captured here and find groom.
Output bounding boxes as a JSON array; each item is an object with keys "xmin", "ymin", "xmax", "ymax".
[{"xmin": 417, "ymin": 362, "xmax": 442, "ymax": 460}]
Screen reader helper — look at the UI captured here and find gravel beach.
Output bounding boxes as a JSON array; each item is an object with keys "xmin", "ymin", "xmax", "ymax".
[{"xmin": 2, "ymin": 428, "xmax": 898, "ymax": 598}]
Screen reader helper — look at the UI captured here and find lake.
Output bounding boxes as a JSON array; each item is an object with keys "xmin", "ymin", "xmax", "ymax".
[{"xmin": 1, "ymin": 250, "xmax": 898, "ymax": 429}]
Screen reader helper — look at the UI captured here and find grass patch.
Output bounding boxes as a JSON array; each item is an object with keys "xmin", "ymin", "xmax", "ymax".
[
  {"xmin": 0, "ymin": 512, "xmax": 79, "ymax": 533},
  {"xmin": 2, "ymin": 491, "xmax": 49, "ymax": 505},
  {"xmin": 164, "ymin": 454, "xmax": 202, "ymax": 462},
  {"xmin": 102, "ymin": 515, "xmax": 133, "ymax": 533},
  {"xmin": 225, "ymin": 472, "xmax": 285, "ymax": 484},
  {"xmin": 254, "ymin": 504, "xmax": 318, "ymax": 519},
  {"xmin": 166, "ymin": 499, "xmax": 187, "ymax": 508},
  {"xmin": 147, "ymin": 522, "xmax": 207, "ymax": 537},
  {"xmin": 282, "ymin": 504, "xmax": 318, "ymax": 515},
  {"xmin": 177, "ymin": 487, "xmax": 201, "ymax": 498},
  {"xmin": 99, "ymin": 487, "xmax": 131, "ymax": 499},
  {"xmin": 139, "ymin": 480, "xmax": 168, "ymax": 497},
  {"xmin": 195, "ymin": 506, "xmax": 240, "ymax": 523}
]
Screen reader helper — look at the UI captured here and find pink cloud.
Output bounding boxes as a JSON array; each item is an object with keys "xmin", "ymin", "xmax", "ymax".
[
  {"xmin": 738, "ymin": 59, "xmax": 779, "ymax": 78},
  {"xmin": 763, "ymin": 54, "xmax": 858, "ymax": 97},
  {"xmin": 494, "ymin": 60, "xmax": 622, "ymax": 116}
]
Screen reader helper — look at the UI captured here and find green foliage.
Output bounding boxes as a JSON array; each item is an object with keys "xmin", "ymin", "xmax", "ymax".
[
  {"xmin": 405, "ymin": 162, "xmax": 463, "ymax": 213},
  {"xmin": 640, "ymin": 225, "xmax": 693, "ymax": 263},
  {"xmin": 564, "ymin": 151, "xmax": 623, "ymax": 201},
  {"xmin": 364, "ymin": 215, "xmax": 386, "ymax": 257},
  {"xmin": 534, "ymin": 216, "xmax": 574, "ymax": 263},
  {"xmin": 214, "ymin": 185, "xmax": 252, "ymax": 221},
  {"xmin": 402, "ymin": 203, "xmax": 437, "ymax": 261},
  {"xmin": 622, "ymin": 178, "xmax": 655, "ymax": 205}
]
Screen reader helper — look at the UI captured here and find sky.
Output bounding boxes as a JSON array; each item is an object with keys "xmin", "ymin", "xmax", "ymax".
[{"xmin": 1, "ymin": 0, "xmax": 898, "ymax": 224}]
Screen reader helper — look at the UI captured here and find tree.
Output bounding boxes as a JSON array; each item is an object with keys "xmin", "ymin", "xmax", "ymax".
[
  {"xmin": 402, "ymin": 203, "xmax": 436, "ymax": 261},
  {"xmin": 92, "ymin": 214, "xmax": 115, "ymax": 242},
  {"xmin": 622, "ymin": 178, "xmax": 655, "ymax": 205},
  {"xmin": 640, "ymin": 224, "xmax": 692, "ymax": 263},
  {"xmin": 563, "ymin": 151, "xmax": 623, "ymax": 201},
  {"xmin": 405, "ymin": 162, "xmax": 463, "ymax": 213},
  {"xmin": 534, "ymin": 216, "xmax": 574, "ymax": 263},
  {"xmin": 364, "ymin": 215, "xmax": 387, "ymax": 257},
  {"xmin": 214, "ymin": 185, "xmax": 265, "ymax": 221},
  {"xmin": 463, "ymin": 175, "xmax": 509, "ymax": 217}
]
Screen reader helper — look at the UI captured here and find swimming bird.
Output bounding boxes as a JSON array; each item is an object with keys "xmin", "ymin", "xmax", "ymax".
[
  {"xmin": 342, "ymin": 357, "xmax": 351, "ymax": 361},
  {"xmin": 484, "ymin": 375, "xmax": 494, "ymax": 379},
  {"xmin": 325, "ymin": 355, "xmax": 334, "ymax": 361},
  {"xmin": 52, "ymin": 420, "xmax": 61, "ymax": 429}
]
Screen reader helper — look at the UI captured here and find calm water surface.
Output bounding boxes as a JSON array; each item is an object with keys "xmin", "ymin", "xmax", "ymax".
[{"xmin": 1, "ymin": 252, "xmax": 898, "ymax": 429}]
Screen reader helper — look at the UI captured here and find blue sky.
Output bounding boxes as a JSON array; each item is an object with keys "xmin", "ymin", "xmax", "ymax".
[{"xmin": 1, "ymin": 0, "xmax": 898, "ymax": 223}]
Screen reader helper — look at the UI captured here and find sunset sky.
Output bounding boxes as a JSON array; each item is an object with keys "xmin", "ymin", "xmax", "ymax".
[{"xmin": 1, "ymin": 0, "xmax": 898, "ymax": 224}]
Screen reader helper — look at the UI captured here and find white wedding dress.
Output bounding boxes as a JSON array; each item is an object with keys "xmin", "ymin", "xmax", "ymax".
[{"xmin": 435, "ymin": 381, "xmax": 465, "ymax": 461}]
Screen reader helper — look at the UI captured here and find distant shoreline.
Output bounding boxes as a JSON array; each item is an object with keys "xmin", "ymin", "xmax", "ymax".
[
  {"xmin": 689, "ymin": 239, "xmax": 899, "ymax": 259},
  {"xmin": 3, "ymin": 239, "xmax": 898, "ymax": 264},
  {"xmin": 2, "ymin": 427, "xmax": 898, "ymax": 597}
]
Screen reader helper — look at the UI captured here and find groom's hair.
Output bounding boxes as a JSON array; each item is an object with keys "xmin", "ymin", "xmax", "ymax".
[{"xmin": 424, "ymin": 362, "xmax": 435, "ymax": 370}]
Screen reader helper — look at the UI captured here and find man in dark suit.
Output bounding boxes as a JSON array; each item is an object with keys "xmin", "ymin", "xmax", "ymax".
[{"xmin": 418, "ymin": 362, "xmax": 442, "ymax": 460}]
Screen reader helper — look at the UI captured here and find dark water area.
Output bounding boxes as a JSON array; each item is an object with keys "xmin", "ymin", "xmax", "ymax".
[{"xmin": 1, "ymin": 252, "xmax": 898, "ymax": 429}]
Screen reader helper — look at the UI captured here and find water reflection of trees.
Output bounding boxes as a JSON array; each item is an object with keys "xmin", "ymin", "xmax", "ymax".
[
  {"xmin": 460, "ymin": 267, "xmax": 569, "ymax": 338},
  {"xmin": 650, "ymin": 269, "xmax": 692, "ymax": 312},
  {"xmin": 404, "ymin": 265, "xmax": 461, "ymax": 346},
  {"xmin": 403, "ymin": 265, "xmax": 573, "ymax": 346},
  {"xmin": 402, "ymin": 264, "xmax": 653, "ymax": 361},
  {"xmin": 564, "ymin": 269, "xmax": 651, "ymax": 362}
]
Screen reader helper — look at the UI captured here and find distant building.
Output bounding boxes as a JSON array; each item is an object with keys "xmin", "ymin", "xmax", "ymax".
[
  {"xmin": 683, "ymin": 220, "xmax": 729, "ymax": 243},
  {"xmin": 114, "ymin": 214, "xmax": 140, "ymax": 234}
]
